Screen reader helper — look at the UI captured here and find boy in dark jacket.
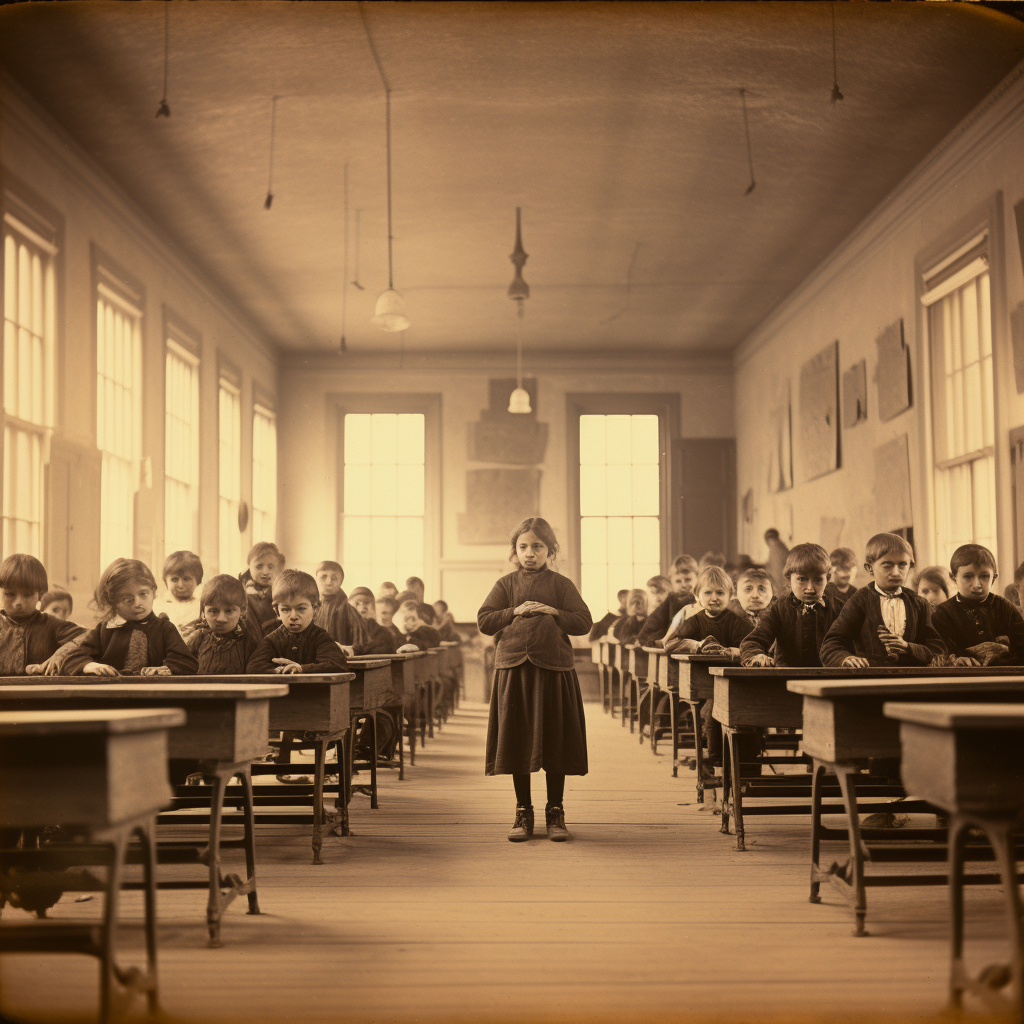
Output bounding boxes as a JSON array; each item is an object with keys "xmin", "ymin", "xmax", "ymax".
[
  {"xmin": 820, "ymin": 533, "xmax": 945, "ymax": 668},
  {"xmin": 239, "ymin": 541, "xmax": 284, "ymax": 645},
  {"xmin": 637, "ymin": 555, "xmax": 698, "ymax": 645},
  {"xmin": 931, "ymin": 543, "xmax": 1024, "ymax": 665},
  {"xmin": 391, "ymin": 601, "xmax": 442, "ymax": 652},
  {"xmin": 824, "ymin": 547, "xmax": 859, "ymax": 612},
  {"xmin": 349, "ymin": 587, "xmax": 398, "ymax": 655},
  {"xmin": 312, "ymin": 560, "xmax": 367, "ymax": 654},
  {"xmin": 247, "ymin": 570, "xmax": 348, "ymax": 674},
  {"xmin": 740, "ymin": 544, "xmax": 837, "ymax": 667}
]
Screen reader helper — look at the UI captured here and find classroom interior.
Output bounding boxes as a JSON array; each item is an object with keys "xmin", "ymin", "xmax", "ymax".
[{"xmin": 4, "ymin": 2, "xmax": 1024, "ymax": 1022}]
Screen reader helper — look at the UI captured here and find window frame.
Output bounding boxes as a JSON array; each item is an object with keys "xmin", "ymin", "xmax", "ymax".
[
  {"xmin": 915, "ymin": 194, "xmax": 1006, "ymax": 571},
  {"xmin": 217, "ymin": 368, "xmax": 243, "ymax": 576},
  {"xmin": 2, "ymin": 198, "xmax": 58, "ymax": 559},
  {"xmin": 566, "ymin": 393, "xmax": 679, "ymax": 592},
  {"xmin": 332, "ymin": 393, "xmax": 441, "ymax": 597},
  {"xmin": 251, "ymin": 393, "xmax": 277, "ymax": 547},
  {"xmin": 163, "ymin": 309, "xmax": 201, "ymax": 559}
]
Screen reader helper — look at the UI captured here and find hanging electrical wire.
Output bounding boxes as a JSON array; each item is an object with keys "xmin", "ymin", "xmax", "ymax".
[
  {"xmin": 740, "ymin": 88, "xmax": 756, "ymax": 196},
  {"xmin": 156, "ymin": 1, "xmax": 171, "ymax": 117},
  {"xmin": 352, "ymin": 209, "xmax": 364, "ymax": 289},
  {"xmin": 340, "ymin": 162, "xmax": 349, "ymax": 353},
  {"xmin": 830, "ymin": 3, "xmax": 844, "ymax": 104},
  {"xmin": 264, "ymin": 96, "xmax": 279, "ymax": 210}
]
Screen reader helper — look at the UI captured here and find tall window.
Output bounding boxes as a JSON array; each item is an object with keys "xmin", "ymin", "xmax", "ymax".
[
  {"xmin": 342, "ymin": 413, "xmax": 424, "ymax": 593},
  {"xmin": 96, "ymin": 281, "xmax": 143, "ymax": 569},
  {"xmin": 924, "ymin": 237, "xmax": 996, "ymax": 568},
  {"xmin": 218, "ymin": 379, "xmax": 243, "ymax": 574},
  {"xmin": 3, "ymin": 214, "xmax": 55, "ymax": 558},
  {"xmin": 164, "ymin": 337, "xmax": 200, "ymax": 556},
  {"xmin": 579, "ymin": 414, "xmax": 660, "ymax": 615},
  {"xmin": 252, "ymin": 403, "xmax": 277, "ymax": 544}
]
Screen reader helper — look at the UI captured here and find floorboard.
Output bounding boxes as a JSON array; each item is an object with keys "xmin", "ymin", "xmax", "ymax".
[{"xmin": 0, "ymin": 699, "xmax": 1011, "ymax": 1023}]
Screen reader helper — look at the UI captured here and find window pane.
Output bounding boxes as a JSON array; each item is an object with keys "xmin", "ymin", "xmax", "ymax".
[
  {"xmin": 631, "ymin": 415, "xmax": 659, "ymax": 464},
  {"xmin": 579, "ymin": 464, "xmax": 607, "ymax": 517},
  {"xmin": 579, "ymin": 415, "xmax": 606, "ymax": 465}
]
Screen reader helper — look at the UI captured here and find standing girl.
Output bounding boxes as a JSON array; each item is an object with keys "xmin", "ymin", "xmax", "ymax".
[{"xmin": 478, "ymin": 518, "xmax": 592, "ymax": 842}]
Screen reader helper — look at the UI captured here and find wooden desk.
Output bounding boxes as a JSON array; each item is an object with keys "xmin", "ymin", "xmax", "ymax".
[
  {"xmin": 375, "ymin": 651, "xmax": 426, "ymax": 760},
  {"xmin": 885, "ymin": 703, "xmax": 1024, "ymax": 1018},
  {"xmin": 412, "ymin": 651, "xmax": 437, "ymax": 739},
  {"xmin": 627, "ymin": 644, "xmax": 651, "ymax": 747},
  {"xmin": 346, "ymin": 659, "xmax": 399, "ymax": 805},
  {"xmin": 0, "ymin": 680, "xmax": 285, "ymax": 945},
  {"xmin": 0, "ymin": 708, "xmax": 184, "ymax": 1021},
  {"xmin": 710, "ymin": 665, "xmax": 1024, "ymax": 853},
  {"xmin": 789, "ymin": 675, "xmax": 1024, "ymax": 935},
  {"xmin": 671, "ymin": 654, "xmax": 733, "ymax": 802}
]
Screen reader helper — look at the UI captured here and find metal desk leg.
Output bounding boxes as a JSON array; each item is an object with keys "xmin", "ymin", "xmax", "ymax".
[
  {"xmin": 723, "ymin": 727, "xmax": 747, "ymax": 850},
  {"xmin": 311, "ymin": 738, "xmax": 327, "ymax": 865},
  {"xmin": 669, "ymin": 692, "xmax": 679, "ymax": 777},
  {"xmin": 692, "ymin": 699, "xmax": 707, "ymax": 805},
  {"xmin": 98, "ymin": 834, "xmax": 126, "ymax": 1022},
  {"xmin": 834, "ymin": 765, "xmax": 869, "ymax": 936},
  {"xmin": 239, "ymin": 769, "xmax": 260, "ymax": 915},
  {"xmin": 137, "ymin": 822, "xmax": 160, "ymax": 1016},
  {"xmin": 205, "ymin": 773, "xmax": 228, "ymax": 946},
  {"xmin": 809, "ymin": 759, "xmax": 827, "ymax": 906}
]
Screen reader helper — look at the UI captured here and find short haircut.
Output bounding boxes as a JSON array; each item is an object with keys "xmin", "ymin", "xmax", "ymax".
[
  {"xmin": 162, "ymin": 549, "xmax": 203, "ymax": 583},
  {"xmin": 1016, "ymin": 562, "xmax": 1024, "ymax": 586},
  {"xmin": 199, "ymin": 574, "xmax": 247, "ymax": 612},
  {"xmin": 695, "ymin": 565, "xmax": 734, "ymax": 595},
  {"xmin": 40, "ymin": 588, "xmax": 72, "ymax": 613},
  {"xmin": 94, "ymin": 559, "xmax": 158, "ymax": 621},
  {"xmin": 617, "ymin": 588, "xmax": 630, "ymax": 600},
  {"xmin": 698, "ymin": 550, "xmax": 726, "ymax": 570},
  {"xmin": 764, "ymin": 528, "xmax": 780, "ymax": 541},
  {"xmin": 646, "ymin": 575, "xmax": 671, "ymax": 592},
  {"xmin": 377, "ymin": 597, "xmax": 396, "ymax": 612},
  {"xmin": 350, "ymin": 586, "xmax": 375, "ymax": 602},
  {"xmin": 864, "ymin": 533, "xmax": 915, "ymax": 565},
  {"xmin": 271, "ymin": 569, "xmax": 319, "ymax": 606},
  {"xmin": 406, "ymin": 576, "xmax": 425, "ymax": 589},
  {"xmin": 949, "ymin": 543, "xmax": 998, "ymax": 576},
  {"xmin": 829, "ymin": 547, "xmax": 857, "ymax": 570},
  {"xmin": 0, "ymin": 554, "xmax": 48, "ymax": 595},
  {"xmin": 398, "ymin": 598, "xmax": 419, "ymax": 611},
  {"xmin": 737, "ymin": 566, "xmax": 774, "ymax": 589},
  {"xmin": 394, "ymin": 590, "xmax": 418, "ymax": 607},
  {"xmin": 912, "ymin": 565, "xmax": 950, "ymax": 599},
  {"xmin": 417, "ymin": 602, "xmax": 435, "ymax": 624},
  {"xmin": 671, "ymin": 555, "xmax": 698, "ymax": 574},
  {"xmin": 247, "ymin": 541, "xmax": 283, "ymax": 567},
  {"xmin": 784, "ymin": 543, "xmax": 830, "ymax": 579},
  {"xmin": 315, "ymin": 560, "xmax": 344, "ymax": 579},
  {"xmin": 433, "ymin": 599, "xmax": 449, "ymax": 612},
  {"xmin": 627, "ymin": 588, "xmax": 648, "ymax": 612},
  {"xmin": 378, "ymin": 582, "xmax": 398, "ymax": 596}
]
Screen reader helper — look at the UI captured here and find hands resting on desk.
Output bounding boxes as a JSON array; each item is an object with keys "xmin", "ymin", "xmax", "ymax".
[{"xmin": 78, "ymin": 662, "xmax": 172, "ymax": 676}]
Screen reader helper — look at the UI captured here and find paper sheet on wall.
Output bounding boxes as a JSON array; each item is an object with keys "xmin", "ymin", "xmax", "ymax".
[{"xmin": 873, "ymin": 434, "xmax": 913, "ymax": 530}]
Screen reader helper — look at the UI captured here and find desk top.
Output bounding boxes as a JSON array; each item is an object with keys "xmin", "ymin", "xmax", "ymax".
[
  {"xmin": 672, "ymin": 653, "xmax": 735, "ymax": 664},
  {"xmin": 0, "ymin": 681, "xmax": 289, "ymax": 700},
  {"xmin": 710, "ymin": 665, "xmax": 1024, "ymax": 679},
  {"xmin": 884, "ymin": 702, "xmax": 1024, "ymax": 729},
  {"xmin": 440, "ymin": 641, "xmax": 460, "ymax": 648},
  {"xmin": 790, "ymin": 676, "xmax": 1024, "ymax": 698},
  {"xmin": 0, "ymin": 707, "xmax": 187, "ymax": 735},
  {"xmin": 343, "ymin": 660, "xmax": 391, "ymax": 671}
]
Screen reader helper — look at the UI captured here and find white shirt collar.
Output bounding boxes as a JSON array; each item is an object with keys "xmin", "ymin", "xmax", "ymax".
[{"xmin": 873, "ymin": 582, "xmax": 903, "ymax": 599}]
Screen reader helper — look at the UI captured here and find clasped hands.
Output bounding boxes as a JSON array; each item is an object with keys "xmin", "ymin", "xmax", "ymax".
[
  {"xmin": 514, "ymin": 601, "xmax": 558, "ymax": 617},
  {"xmin": 80, "ymin": 663, "xmax": 172, "ymax": 676}
]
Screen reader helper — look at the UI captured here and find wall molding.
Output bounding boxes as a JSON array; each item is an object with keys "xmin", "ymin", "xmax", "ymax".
[
  {"xmin": 733, "ymin": 57, "xmax": 1024, "ymax": 368},
  {"xmin": 0, "ymin": 71, "xmax": 279, "ymax": 366}
]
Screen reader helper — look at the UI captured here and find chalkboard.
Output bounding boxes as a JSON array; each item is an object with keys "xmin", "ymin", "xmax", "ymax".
[
  {"xmin": 799, "ymin": 341, "xmax": 839, "ymax": 481},
  {"xmin": 457, "ymin": 468, "xmax": 541, "ymax": 545}
]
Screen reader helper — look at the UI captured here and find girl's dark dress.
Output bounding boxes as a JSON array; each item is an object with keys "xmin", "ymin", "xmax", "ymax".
[{"xmin": 477, "ymin": 565, "xmax": 593, "ymax": 776}]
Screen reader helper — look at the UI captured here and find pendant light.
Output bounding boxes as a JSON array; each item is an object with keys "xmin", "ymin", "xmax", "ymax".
[
  {"xmin": 360, "ymin": 3, "xmax": 410, "ymax": 332},
  {"xmin": 507, "ymin": 207, "xmax": 531, "ymax": 414}
]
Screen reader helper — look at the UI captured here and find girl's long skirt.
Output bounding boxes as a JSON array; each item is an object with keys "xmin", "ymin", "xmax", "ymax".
[{"xmin": 485, "ymin": 661, "xmax": 588, "ymax": 776}]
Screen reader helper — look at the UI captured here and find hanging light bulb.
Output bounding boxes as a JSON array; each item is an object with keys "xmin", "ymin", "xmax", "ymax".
[
  {"xmin": 507, "ymin": 208, "xmax": 531, "ymax": 413},
  {"xmin": 371, "ymin": 288, "xmax": 410, "ymax": 332}
]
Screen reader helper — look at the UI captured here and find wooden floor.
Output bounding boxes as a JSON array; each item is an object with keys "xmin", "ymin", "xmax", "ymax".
[{"xmin": 1, "ymin": 698, "xmax": 1014, "ymax": 1024}]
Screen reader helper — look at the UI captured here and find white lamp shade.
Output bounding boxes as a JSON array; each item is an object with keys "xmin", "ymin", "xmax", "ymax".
[
  {"xmin": 508, "ymin": 387, "xmax": 532, "ymax": 414},
  {"xmin": 371, "ymin": 288, "xmax": 410, "ymax": 332}
]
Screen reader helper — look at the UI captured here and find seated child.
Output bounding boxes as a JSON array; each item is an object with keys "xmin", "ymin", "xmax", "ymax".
[
  {"xmin": 729, "ymin": 566, "xmax": 775, "ymax": 627},
  {"xmin": 391, "ymin": 600, "xmax": 441, "ymax": 653},
  {"xmin": 64, "ymin": 558, "xmax": 198, "ymax": 676},
  {"xmin": 431, "ymin": 599, "xmax": 461, "ymax": 643},
  {"xmin": 377, "ymin": 581, "xmax": 399, "ymax": 603},
  {"xmin": 405, "ymin": 576, "xmax": 426, "ymax": 603},
  {"xmin": 39, "ymin": 587, "xmax": 73, "ymax": 620},
  {"xmin": 186, "ymin": 574, "xmax": 258, "ymax": 674},
  {"xmin": 637, "ymin": 555, "xmax": 698, "ymax": 644},
  {"xmin": 824, "ymin": 547, "xmax": 859, "ymax": 611},
  {"xmin": 646, "ymin": 575, "xmax": 671, "ymax": 609},
  {"xmin": 930, "ymin": 543, "xmax": 1024, "ymax": 666},
  {"xmin": 0, "ymin": 555, "xmax": 87, "ymax": 676},
  {"xmin": 611, "ymin": 588, "xmax": 648, "ymax": 644},
  {"xmin": 740, "ymin": 544, "xmax": 836, "ymax": 667},
  {"xmin": 239, "ymin": 542, "xmax": 284, "ymax": 643},
  {"xmin": 155, "ymin": 549, "xmax": 203, "ymax": 638},
  {"xmin": 663, "ymin": 565, "xmax": 753, "ymax": 657},
  {"xmin": 589, "ymin": 589, "xmax": 627, "ymax": 642},
  {"xmin": 1006, "ymin": 583, "xmax": 1021, "ymax": 611},
  {"xmin": 247, "ymin": 569, "xmax": 348, "ymax": 674},
  {"xmin": 312, "ymin": 560, "xmax": 367, "ymax": 655},
  {"xmin": 376, "ymin": 596, "xmax": 397, "ymax": 630},
  {"xmin": 349, "ymin": 587, "xmax": 398, "ymax": 654},
  {"xmin": 820, "ymin": 533, "xmax": 945, "ymax": 667},
  {"xmin": 912, "ymin": 565, "xmax": 951, "ymax": 610}
]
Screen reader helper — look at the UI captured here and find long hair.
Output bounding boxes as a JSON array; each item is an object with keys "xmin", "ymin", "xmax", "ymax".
[{"xmin": 92, "ymin": 558, "xmax": 158, "ymax": 623}]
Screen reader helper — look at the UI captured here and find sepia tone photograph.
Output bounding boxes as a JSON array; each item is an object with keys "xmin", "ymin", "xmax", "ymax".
[{"xmin": 2, "ymin": 0, "xmax": 1024, "ymax": 1021}]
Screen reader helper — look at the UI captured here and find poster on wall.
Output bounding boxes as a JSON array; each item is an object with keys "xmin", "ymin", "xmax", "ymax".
[
  {"xmin": 873, "ymin": 434, "xmax": 913, "ymax": 531},
  {"xmin": 799, "ymin": 340, "xmax": 840, "ymax": 482},
  {"xmin": 766, "ymin": 380, "xmax": 793, "ymax": 493},
  {"xmin": 842, "ymin": 360, "xmax": 868, "ymax": 428},
  {"xmin": 875, "ymin": 319, "xmax": 911, "ymax": 422}
]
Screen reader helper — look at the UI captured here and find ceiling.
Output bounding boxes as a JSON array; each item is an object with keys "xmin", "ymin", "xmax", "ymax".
[{"xmin": 2, "ymin": 1, "xmax": 1024, "ymax": 356}]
